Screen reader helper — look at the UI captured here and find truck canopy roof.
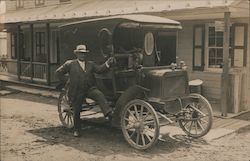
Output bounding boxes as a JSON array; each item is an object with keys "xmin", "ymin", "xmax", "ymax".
[{"xmin": 59, "ymin": 14, "xmax": 182, "ymax": 29}]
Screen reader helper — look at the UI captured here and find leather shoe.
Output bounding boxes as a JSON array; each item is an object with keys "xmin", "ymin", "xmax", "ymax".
[
  {"xmin": 105, "ymin": 111, "xmax": 113, "ymax": 121},
  {"xmin": 73, "ymin": 130, "xmax": 80, "ymax": 137}
]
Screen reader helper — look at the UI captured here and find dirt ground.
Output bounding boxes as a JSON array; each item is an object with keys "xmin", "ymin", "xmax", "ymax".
[{"xmin": 1, "ymin": 92, "xmax": 250, "ymax": 161}]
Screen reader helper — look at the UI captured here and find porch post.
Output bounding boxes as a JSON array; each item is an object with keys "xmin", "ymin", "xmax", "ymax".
[
  {"xmin": 30, "ymin": 24, "xmax": 34, "ymax": 81},
  {"xmin": 247, "ymin": 0, "xmax": 250, "ymax": 110},
  {"xmin": 46, "ymin": 23, "xmax": 51, "ymax": 86},
  {"xmin": 221, "ymin": 12, "xmax": 231, "ymax": 117},
  {"xmin": 17, "ymin": 25, "xmax": 21, "ymax": 80}
]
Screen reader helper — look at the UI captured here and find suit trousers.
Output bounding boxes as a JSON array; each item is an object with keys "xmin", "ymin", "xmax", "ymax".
[{"xmin": 72, "ymin": 88, "xmax": 112, "ymax": 130}]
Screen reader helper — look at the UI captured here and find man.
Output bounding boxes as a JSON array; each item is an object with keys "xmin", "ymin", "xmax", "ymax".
[{"xmin": 56, "ymin": 44, "xmax": 115, "ymax": 137}]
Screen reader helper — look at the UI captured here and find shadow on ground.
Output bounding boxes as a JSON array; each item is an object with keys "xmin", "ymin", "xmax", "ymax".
[
  {"xmin": 2, "ymin": 92, "xmax": 57, "ymax": 106},
  {"xmin": 28, "ymin": 117, "xmax": 208, "ymax": 158},
  {"xmin": 234, "ymin": 112, "xmax": 250, "ymax": 121},
  {"xmin": 234, "ymin": 112, "xmax": 250, "ymax": 134}
]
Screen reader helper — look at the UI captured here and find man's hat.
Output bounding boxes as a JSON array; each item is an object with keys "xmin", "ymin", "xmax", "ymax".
[{"xmin": 74, "ymin": 44, "xmax": 89, "ymax": 54}]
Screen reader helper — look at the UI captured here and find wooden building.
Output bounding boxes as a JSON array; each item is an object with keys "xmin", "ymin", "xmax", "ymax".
[
  {"xmin": 156, "ymin": 0, "xmax": 250, "ymax": 115},
  {"xmin": 0, "ymin": 0, "xmax": 249, "ymax": 114}
]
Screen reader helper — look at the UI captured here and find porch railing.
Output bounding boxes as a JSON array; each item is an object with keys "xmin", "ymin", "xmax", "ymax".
[
  {"xmin": 20, "ymin": 61, "xmax": 32, "ymax": 77},
  {"xmin": 19, "ymin": 61, "xmax": 47, "ymax": 81},
  {"xmin": 33, "ymin": 62, "xmax": 47, "ymax": 80},
  {"xmin": 0, "ymin": 59, "xmax": 17, "ymax": 74}
]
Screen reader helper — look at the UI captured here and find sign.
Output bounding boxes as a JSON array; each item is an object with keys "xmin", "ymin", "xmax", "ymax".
[{"xmin": 215, "ymin": 21, "xmax": 224, "ymax": 32}]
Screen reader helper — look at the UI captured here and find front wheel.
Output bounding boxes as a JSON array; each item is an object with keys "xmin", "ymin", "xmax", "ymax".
[
  {"xmin": 58, "ymin": 90, "xmax": 74, "ymax": 128},
  {"xmin": 121, "ymin": 99, "xmax": 160, "ymax": 150},
  {"xmin": 178, "ymin": 93, "xmax": 213, "ymax": 138}
]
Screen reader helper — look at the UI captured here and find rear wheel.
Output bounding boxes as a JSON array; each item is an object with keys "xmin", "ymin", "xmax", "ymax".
[
  {"xmin": 121, "ymin": 99, "xmax": 159, "ymax": 150},
  {"xmin": 58, "ymin": 90, "xmax": 74, "ymax": 128},
  {"xmin": 178, "ymin": 93, "xmax": 213, "ymax": 138}
]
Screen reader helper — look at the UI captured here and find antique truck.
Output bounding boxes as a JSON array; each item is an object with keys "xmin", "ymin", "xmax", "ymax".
[{"xmin": 57, "ymin": 14, "xmax": 213, "ymax": 150}]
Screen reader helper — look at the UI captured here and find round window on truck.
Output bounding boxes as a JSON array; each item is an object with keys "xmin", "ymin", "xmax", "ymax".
[{"xmin": 144, "ymin": 32, "xmax": 154, "ymax": 56}]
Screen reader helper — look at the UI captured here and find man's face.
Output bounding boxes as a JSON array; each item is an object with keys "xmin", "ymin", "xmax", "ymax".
[{"xmin": 76, "ymin": 52, "xmax": 87, "ymax": 61}]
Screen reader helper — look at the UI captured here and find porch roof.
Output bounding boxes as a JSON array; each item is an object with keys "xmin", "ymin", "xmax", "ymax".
[{"xmin": 0, "ymin": 0, "xmax": 248, "ymax": 24}]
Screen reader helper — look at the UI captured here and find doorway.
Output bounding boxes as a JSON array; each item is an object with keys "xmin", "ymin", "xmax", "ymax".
[{"xmin": 156, "ymin": 32, "xmax": 177, "ymax": 66}]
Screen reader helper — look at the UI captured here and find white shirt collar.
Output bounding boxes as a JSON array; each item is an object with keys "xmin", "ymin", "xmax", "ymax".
[{"xmin": 77, "ymin": 60, "xmax": 85, "ymax": 71}]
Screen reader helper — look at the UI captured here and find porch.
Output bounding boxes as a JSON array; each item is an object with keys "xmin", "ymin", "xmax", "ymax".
[{"xmin": 1, "ymin": 22, "xmax": 61, "ymax": 86}]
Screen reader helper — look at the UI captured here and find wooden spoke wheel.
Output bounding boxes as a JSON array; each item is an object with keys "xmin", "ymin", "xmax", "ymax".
[
  {"xmin": 121, "ymin": 99, "xmax": 160, "ymax": 150},
  {"xmin": 179, "ymin": 93, "xmax": 213, "ymax": 138},
  {"xmin": 58, "ymin": 90, "xmax": 74, "ymax": 128}
]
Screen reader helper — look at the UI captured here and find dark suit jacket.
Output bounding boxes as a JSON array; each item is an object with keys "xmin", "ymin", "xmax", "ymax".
[{"xmin": 56, "ymin": 59, "xmax": 108, "ymax": 101}]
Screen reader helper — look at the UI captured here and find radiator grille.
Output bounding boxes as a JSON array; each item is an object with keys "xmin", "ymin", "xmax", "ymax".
[{"xmin": 162, "ymin": 75, "xmax": 187, "ymax": 98}]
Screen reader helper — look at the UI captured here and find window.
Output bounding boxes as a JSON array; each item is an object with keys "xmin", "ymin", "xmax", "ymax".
[
  {"xmin": 231, "ymin": 24, "xmax": 248, "ymax": 67},
  {"xmin": 206, "ymin": 24, "xmax": 247, "ymax": 70},
  {"xmin": 16, "ymin": 0, "xmax": 24, "ymax": 8},
  {"xmin": 11, "ymin": 33, "xmax": 17, "ymax": 59},
  {"xmin": 207, "ymin": 27, "xmax": 225, "ymax": 68},
  {"xmin": 193, "ymin": 25, "xmax": 205, "ymax": 71},
  {"xmin": 193, "ymin": 23, "xmax": 248, "ymax": 71},
  {"xmin": 144, "ymin": 32, "xmax": 154, "ymax": 56},
  {"xmin": 35, "ymin": 0, "xmax": 44, "ymax": 6},
  {"xmin": 35, "ymin": 32, "xmax": 45, "ymax": 56}
]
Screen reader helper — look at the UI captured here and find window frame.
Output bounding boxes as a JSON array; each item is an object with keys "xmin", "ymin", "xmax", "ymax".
[
  {"xmin": 144, "ymin": 32, "xmax": 154, "ymax": 56},
  {"xmin": 35, "ymin": 32, "xmax": 46, "ymax": 57},
  {"xmin": 192, "ymin": 25, "xmax": 205, "ymax": 71},
  {"xmin": 193, "ymin": 23, "xmax": 248, "ymax": 72},
  {"xmin": 231, "ymin": 23, "xmax": 248, "ymax": 67},
  {"xmin": 205, "ymin": 24, "xmax": 229, "ymax": 72}
]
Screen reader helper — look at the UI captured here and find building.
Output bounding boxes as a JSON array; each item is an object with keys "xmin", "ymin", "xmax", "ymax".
[
  {"xmin": 0, "ymin": 0, "xmax": 249, "ymax": 114},
  {"xmin": 155, "ymin": 0, "xmax": 250, "ymax": 115},
  {"xmin": 0, "ymin": 0, "xmax": 7, "ymax": 58}
]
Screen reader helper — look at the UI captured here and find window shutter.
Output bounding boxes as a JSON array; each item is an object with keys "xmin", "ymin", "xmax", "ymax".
[
  {"xmin": 231, "ymin": 23, "xmax": 248, "ymax": 67},
  {"xmin": 193, "ymin": 25, "xmax": 205, "ymax": 71}
]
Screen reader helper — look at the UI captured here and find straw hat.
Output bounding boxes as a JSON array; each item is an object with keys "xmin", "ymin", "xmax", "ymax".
[{"xmin": 74, "ymin": 44, "xmax": 89, "ymax": 53}]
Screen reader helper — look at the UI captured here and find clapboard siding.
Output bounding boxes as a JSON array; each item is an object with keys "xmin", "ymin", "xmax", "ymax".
[
  {"xmin": 177, "ymin": 22, "xmax": 193, "ymax": 73},
  {"xmin": 176, "ymin": 21, "xmax": 222, "ymax": 100},
  {"xmin": 190, "ymin": 72, "xmax": 222, "ymax": 99},
  {"xmin": 177, "ymin": 21, "xmax": 200, "ymax": 73}
]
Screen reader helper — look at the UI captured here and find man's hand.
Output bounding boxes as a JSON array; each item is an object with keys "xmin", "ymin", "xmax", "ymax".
[{"xmin": 106, "ymin": 57, "xmax": 116, "ymax": 67}]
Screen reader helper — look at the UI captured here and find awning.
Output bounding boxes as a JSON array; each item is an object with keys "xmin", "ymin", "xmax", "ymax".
[{"xmin": 0, "ymin": 0, "xmax": 244, "ymax": 24}]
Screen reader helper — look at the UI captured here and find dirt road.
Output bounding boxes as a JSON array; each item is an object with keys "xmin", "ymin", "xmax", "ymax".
[{"xmin": 1, "ymin": 92, "xmax": 250, "ymax": 161}]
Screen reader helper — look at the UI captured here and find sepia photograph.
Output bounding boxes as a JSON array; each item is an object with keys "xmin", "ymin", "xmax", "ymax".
[{"xmin": 0, "ymin": 0, "xmax": 250, "ymax": 161}]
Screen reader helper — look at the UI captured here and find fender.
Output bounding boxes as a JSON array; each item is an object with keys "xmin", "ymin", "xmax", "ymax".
[{"xmin": 112, "ymin": 85, "xmax": 150, "ymax": 127}]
